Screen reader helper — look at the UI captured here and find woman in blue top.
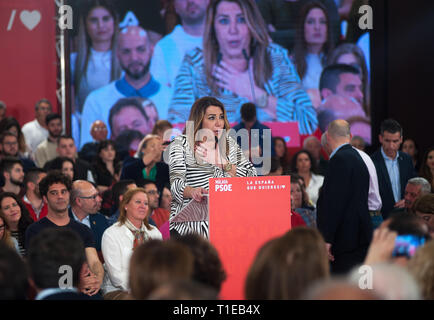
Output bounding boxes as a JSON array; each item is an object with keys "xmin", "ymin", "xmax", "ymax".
[{"xmin": 168, "ymin": 0, "xmax": 317, "ymax": 135}]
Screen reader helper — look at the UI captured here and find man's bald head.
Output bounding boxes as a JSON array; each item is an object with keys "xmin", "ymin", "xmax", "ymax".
[
  {"xmin": 71, "ymin": 180, "xmax": 94, "ymax": 204},
  {"xmin": 328, "ymin": 120, "xmax": 351, "ymax": 139},
  {"xmin": 90, "ymin": 120, "xmax": 108, "ymax": 141},
  {"xmin": 326, "ymin": 120, "xmax": 351, "ymax": 149},
  {"xmin": 117, "ymin": 26, "xmax": 152, "ymax": 81}
]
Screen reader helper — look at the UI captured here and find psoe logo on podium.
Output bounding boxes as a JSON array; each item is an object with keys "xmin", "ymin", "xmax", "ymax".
[{"xmin": 209, "ymin": 175, "xmax": 291, "ymax": 300}]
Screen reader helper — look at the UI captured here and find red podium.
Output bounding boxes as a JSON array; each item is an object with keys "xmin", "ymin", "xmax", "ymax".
[{"xmin": 209, "ymin": 176, "xmax": 291, "ymax": 300}]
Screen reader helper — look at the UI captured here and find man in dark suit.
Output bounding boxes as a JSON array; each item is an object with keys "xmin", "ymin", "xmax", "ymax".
[
  {"xmin": 317, "ymin": 120, "xmax": 373, "ymax": 274},
  {"xmin": 27, "ymin": 228, "xmax": 101, "ymax": 300},
  {"xmin": 69, "ymin": 180, "xmax": 109, "ymax": 253},
  {"xmin": 371, "ymin": 119, "xmax": 416, "ymax": 220}
]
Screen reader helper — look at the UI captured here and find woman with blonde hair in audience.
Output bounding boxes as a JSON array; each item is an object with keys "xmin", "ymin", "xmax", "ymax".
[
  {"xmin": 245, "ymin": 227, "xmax": 329, "ymax": 299},
  {"xmin": 120, "ymin": 134, "xmax": 169, "ymax": 194},
  {"xmin": 101, "ymin": 188, "xmax": 162, "ymax": 298}
]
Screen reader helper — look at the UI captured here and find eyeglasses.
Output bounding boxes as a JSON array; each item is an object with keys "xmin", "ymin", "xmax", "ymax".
[
  {"xmin": 146, "ymin": 190, "xmax": 160, "ymax": 196},
  {"xmin": 79, "ymin": 194, "xmax": 99, "ymax": 200},
  {"xmin": 3, "ymin": 141, "xmax": 18, "ymax": 146}
]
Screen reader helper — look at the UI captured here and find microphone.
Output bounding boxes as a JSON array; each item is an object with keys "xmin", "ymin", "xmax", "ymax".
[
  {"xmin": 215, "ymin": 135, "xmax": 218, "ymax": 148},
  {"xmin": 242, "ymin": 49, "xmax": 256, "ymax": 105},
  {"xmin": 217, "ymin": 52, "xmax": 222, "ymax": 65}
]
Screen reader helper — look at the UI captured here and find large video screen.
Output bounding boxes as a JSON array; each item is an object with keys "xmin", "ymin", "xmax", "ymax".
[{"xmin": 68, "ymin": 0, "xmax": 371, "ymax": 150}]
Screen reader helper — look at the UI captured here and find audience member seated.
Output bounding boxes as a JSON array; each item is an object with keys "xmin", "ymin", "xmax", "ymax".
[
  {"xmin": 106, "ymin": 179, "xmax": 137, "ymax": 224},
  {"xmin": 412, "ymin": 194, "xmax": 434, "ymax": 239},
  {"xmin": 159, "ymin": 183, "xmax": 172, "ymax": 213},
  {"xmin": 25, "ymin": 172, "xmax": 104, "ymax": 297},
  {"xmin": 92, "ymin": 140, "xmax": 120, "ymax": 193},
  {"xmin": 147, "ymin": 279, "xmax": 219, "ymax": 300},
  {"xmin": 290, "ymin": 174, "xmax": 316, "ymax": 227},
  {"xmin": 80, "ymin": 25, "xmax": 171, "ymax": 147},
  {"xmin": 34, "ymin": 114, "xmax": 63, "ymax": 168},
  {"xmin": 0, "ymin": 132, "xmax": 36, "ymax": 172},
  {"xmin": 291, "ymin": 150, "xmax": 324, "ymax": 207},
  {"xmin": 245, "ymin": 227, "xmax": 329, "ymax": 299},
  {"xmin": 172, "ymin": 234, "xmax": 227, "ymax": 294},
  {"xmin": 303, "ymin": 136, "xmax": 328, "ymax": 176},
  {"xmin": 22, "ymin": 168, "xmax": 48, "ymax": 222},
  {"xmin": 27, "ymin": 228, "xmax": 101, "ymax": 300},
  {"xmin": 0, "ymin": 242, "xmax": 29, "ymax": 299},
  {"xmin": 45, "ymin": 157, "xmax": 75, "ymax": 181},
  {"xmin": 0, "ymin": 158, "xmax": 25, "ymax": 197},
  {"xmin": 150, "ymin": 0, "xmax": 208, "ymax": 91},
  {"xmin": 142, "ymin": 179, "xmax": 170, "ymax": 236},
  {"xmin": 114, "ymin": 129, "xmax": 144, "ymax": 162},
  {"xmin": 327, "ymin": 42, "xmax": 371, "ymax": 117},
  {"xmin": 401, "ymin": 138, "xmax": 420, "ymax": 171},
  {"xmin": 419, "ymin": 146, "xmax": 434, "ymax": 192},
  {"xmin": 78, "ymin": 120, "xmax": 109, "ymax": 163},
  {"xmin": 392, "ymin": 177, "xmax": 431, "ymax": 213},
  {"xmin": 0, "ymin": 216, "xmax": 19, "ymax": 252},
  {"xmin": 128, "ymin": 239, "xmax": 194, "ymax": 299},
  {"xmin": 101, "ymin": 188, "xmax": 162, "ymax": 298},
  {"xmin": 273, "ymin": 137, "xmax": 290, "ymax": 173},
  {"xmin": 168, "ymin": 0, "xmax": 317, "ymax": 135},
  {"xmin": 44, "ymin": 135, "xmax": 96, "ymax": 182},
  {"xmin": 0, "ymin": 192, "xmax": 33, "ymax": 256},
  {"xmin": 371, "ymin": 119, "xmax": 417, "ymax": 219},
  {"xmin": 408, "ymin": 240, "xmax": 434, "ymax": 300},
  {"xmin": 120, "ymin": 134, "xmax": 169, "ymax": 193},
  {"xmin": 350, "ymin": 135, "xmax": 365, "ymax": 151},
  {"xmin": 293, "ymin": 1, "xmax": 335, "ymax": 105},
  {"xmin": 21, "ymin": 99, "xmax": 52, "ymax": 154},
  {"xmin": 0, "ymin": 116, "xmax": 30, "ymax": 157},
  {"xmin": 69, "ymin": 180, "xmax": 109, "ymax": 253}
]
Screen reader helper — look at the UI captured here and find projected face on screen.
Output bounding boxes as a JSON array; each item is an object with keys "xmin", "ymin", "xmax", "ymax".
[{"xmin": 69, "ymin": 0, "xmax": 371, "ymax": 150}]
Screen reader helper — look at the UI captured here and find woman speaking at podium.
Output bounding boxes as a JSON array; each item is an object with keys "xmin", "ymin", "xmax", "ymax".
[{"xmin": 168, "ymin": 97, "xmax": 257, "ymax": 238}]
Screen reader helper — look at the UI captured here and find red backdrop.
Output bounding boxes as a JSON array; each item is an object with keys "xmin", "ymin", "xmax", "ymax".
[{"xmin": 0, "ymin": 0, "xmax": 58, "ymax": 126}]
